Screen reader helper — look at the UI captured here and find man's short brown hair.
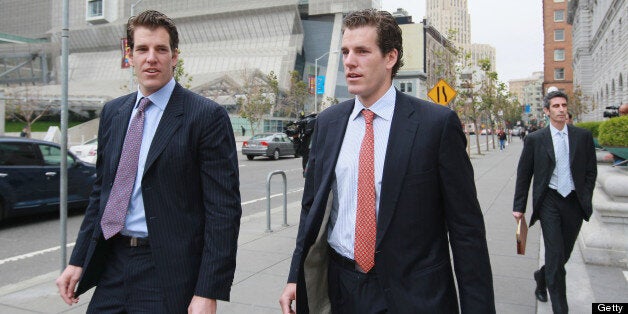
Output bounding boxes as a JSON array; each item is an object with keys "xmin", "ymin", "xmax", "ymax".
[
  {"xmin": 127, "ymin": 10, "xmax": 179, "ymax": 52},
  {"xmin": 342, "ymin": 9, "xmax": 404, "ymax": 78}
]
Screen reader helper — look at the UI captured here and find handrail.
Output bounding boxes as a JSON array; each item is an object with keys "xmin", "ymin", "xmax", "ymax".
[{"xmin": 266, "ymin": 170, "xmax": 288, "ymax": 232}]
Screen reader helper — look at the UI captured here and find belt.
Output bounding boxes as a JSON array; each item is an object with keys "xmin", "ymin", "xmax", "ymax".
[
  {"xmin": 116, "ymin": 235, "xmax": 150, "ymax": 247},
  {"xmin": 549, "ymin": 188, "xmax": 575, "ymax": 198},
  {"xmin": 328, "ymin": 247, "xmax": 373, "ymax": 274}
]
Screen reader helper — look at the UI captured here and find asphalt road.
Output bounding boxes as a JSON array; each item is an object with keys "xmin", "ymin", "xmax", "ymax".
[{"xmin": 0, "ymin": 153, "xmax": 305, "ymax": 288}]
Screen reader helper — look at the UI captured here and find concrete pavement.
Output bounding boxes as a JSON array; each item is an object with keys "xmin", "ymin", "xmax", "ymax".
[{"xmin": 0, "ymin": 138, "xmax": 626, "ymax": 313}]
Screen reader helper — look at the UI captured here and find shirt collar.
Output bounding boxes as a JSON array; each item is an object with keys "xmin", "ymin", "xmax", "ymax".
[
  {"xmin": 350, "ymin": 85, "xmax": 396, "ymax": 121},
  {"xmin": 549, "ymin": 123, "xmax": 568, "ymax": 137},
  {"xmin": 135, "ymin": 78, "xmax": 176, "ymax": 111}
]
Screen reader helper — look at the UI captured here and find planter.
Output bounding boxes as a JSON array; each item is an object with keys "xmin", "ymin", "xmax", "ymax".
[{"xmin": 604, "ymin": 146, "xmax": 628, "ymax": 161}]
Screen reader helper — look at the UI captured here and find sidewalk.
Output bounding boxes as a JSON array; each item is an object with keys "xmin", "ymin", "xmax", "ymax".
[{"xmin": 0, "ymin": 139, "xmax": 626, "ymax": 313}]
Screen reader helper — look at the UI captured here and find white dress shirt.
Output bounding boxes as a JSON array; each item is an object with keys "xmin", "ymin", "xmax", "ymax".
[{"xmin": 327, "ymin": 85, "xmax": 396, "ymax": 260}]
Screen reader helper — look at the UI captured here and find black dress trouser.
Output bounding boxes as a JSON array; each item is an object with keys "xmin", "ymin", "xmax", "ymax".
[
  {"xmin": 538, "ymin": 189, "xmax": 583, "ymax": 314},
  {"xmin": 327, "ymin": 249, "xmax": 388, "ymax": 314},
  {"xmin": 87, "ymin": 236, "xmax": 167, "ymax": 314}
]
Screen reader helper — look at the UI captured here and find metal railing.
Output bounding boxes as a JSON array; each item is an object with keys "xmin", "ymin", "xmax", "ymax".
[{"xmin": 266, "ymin": 170, "xmax": 288, "ymax": 232}]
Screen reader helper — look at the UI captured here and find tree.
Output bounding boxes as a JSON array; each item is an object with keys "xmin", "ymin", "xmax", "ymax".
[
  {"xmin": 266, "ymin": 71, "xmax": 279, "ymax": 116},
  {"xmin": 450, "ymin": 51, "xmax": 484, "ymax": 155},
  {"xmin": 322, "ymin": 96, "xmax": 339, "ymax": 109},
  {"xmin": 5, "ymin": 87, "xmax": 51, "ymax": 138},
  {"xmin": 237, "ymin": 69, "xmax": 275, "ymax": 135},
  {"xmin": 478, "ymin": 59, "xmax": 499, "ymax": 150},
  {"xmin": 568, "ymin": 85, "xmax": 594, "ymax": 121},
  {"xmin": 174, "ymin": 51, "xmax": 193, "ymax": 89},
  {"xmin": 280, "ymin": 70, "xmax": 309, "ymax": 118}
]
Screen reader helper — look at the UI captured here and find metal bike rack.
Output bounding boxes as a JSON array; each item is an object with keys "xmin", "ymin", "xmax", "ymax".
[{"xmin": 266, "ymin": 170, "xmax": 288, "ymax": 232}]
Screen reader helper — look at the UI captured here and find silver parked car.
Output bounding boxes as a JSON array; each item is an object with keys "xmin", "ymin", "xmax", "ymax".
[{"xmin": 242, "ymin": 132, "xmax": 297, "ymax": 160}]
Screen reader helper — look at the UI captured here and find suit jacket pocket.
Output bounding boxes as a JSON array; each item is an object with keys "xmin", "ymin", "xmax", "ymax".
[{"xmin": 403, "ymin": 169, "xmax": 436, "ymax": 186}]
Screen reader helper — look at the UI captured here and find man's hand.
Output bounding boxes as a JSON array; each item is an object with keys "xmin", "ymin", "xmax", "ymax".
[
  {"xmin": 56, "ymin": 265, "xmax": 83, "ymax": 305},
  {"xmin": 188, "ymin": 295, "xmax": 216, "ymax": 314},
  {"xmin": 513, "ymin": 211, "xmax": 524, "ymax": 221},
  {"xmin": 279, "ymin": 283, "xmax": 297, "ymax": 314}
]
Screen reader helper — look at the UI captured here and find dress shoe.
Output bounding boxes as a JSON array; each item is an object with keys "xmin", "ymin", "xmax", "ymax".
[
  {"xmin": 534, "ymin": 288, "xmax": 548, "ymax": 302},
  {"xmin": 534, "ymin": 270, "xmax": 548, "ymax": 302}
]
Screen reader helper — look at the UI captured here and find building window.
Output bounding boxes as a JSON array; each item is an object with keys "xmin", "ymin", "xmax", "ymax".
[
  {"xmin": 554, "ymin": 29, "xmax": 565, "ymax": 41},
  {"xmin": 554, "ymin": 10, "xmax": 565, "ymax": 22},
  {"xmin": 400, "ymin": 82, "xmax": 413, "ymax": 93},
  {"xmin": 87, "ymin": 0, "xmax": 103, "ymax": 18},
  {"xmin": 554, "ymin": 49, "xmax": 565, "ymax": 61},
  {"xmin": 554, "ymin": 68, "xmax": 565, "ymax": 80}
]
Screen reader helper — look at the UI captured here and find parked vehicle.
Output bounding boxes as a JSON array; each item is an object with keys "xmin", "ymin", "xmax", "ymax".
[
  {"xmin": 480, "ymin": 129, "xmax": 492, "ymax": 135},
  {"xmin": 464, "ymin": 123, "xmax": 476, "ymax": 135},
  {"xmin": 242, "ymin": 132, "xmax": 297, "ymax": 160},
  {"xmin": 69, "ymin": 137, "xmax": 98, "ymax": 164},
  {"xmin": 511, "ymin": 127, "xmax": 522, "ymax": 137},
  {"xmin": 0, "ymin": 137, "xmax": 97, "ymax": 221}
]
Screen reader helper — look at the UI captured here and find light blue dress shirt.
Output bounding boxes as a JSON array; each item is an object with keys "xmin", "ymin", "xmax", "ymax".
[
  {"xmin": 548, "ymin": 123, "xmax": 575, "ymax": 193},
  {"xmin": 121, "ymin": 78, "xmax": 175, "ymax": 237},
  {"xmin": 328, "ymin": 85, "xmax": 396, "ymax": 260}
]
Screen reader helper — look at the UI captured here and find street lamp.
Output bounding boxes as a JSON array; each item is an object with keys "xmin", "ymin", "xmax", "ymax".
[
  {"xmin": 314, "ymin": 50, "xmax": 338, "ymax": 113},
  {"xmin": 128, "ymin": 0, "xmax": 144, "ymax": 92}
]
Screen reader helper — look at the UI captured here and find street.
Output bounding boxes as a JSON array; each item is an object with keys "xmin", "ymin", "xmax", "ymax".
[{"xmin": 0, "ymin": 153, "xmax": 305, "ymax": 288}]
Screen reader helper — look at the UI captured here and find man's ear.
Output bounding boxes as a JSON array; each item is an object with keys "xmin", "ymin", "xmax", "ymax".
[
  {"xmin": 172, "ymin": 48, "xmax": 179, "ymax": 68},
  {"xmin": 386, "ymin": 49, "xmax": 398, "ymax": 70}
]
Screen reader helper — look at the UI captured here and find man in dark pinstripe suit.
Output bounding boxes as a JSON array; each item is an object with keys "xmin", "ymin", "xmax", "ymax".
[{"xmin": 56, "ymin": 10, "xmax": 241, "ymax": 313}]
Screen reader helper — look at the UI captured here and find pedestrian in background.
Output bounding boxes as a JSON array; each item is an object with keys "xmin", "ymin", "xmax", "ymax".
[
  {"xmin": 498, "ymin": 129, "xmax": 507, "ymax": 151},
  {"xmin": 55, "ymin": 10, "xmax": 241, "ymax": 313},
  {"xmin": 513, "ymin": 90, "xmax": 597, "ymax": 313},
  {"xmin": 280, "ymin": 9, "xmax": 494, "ymax": 314}
]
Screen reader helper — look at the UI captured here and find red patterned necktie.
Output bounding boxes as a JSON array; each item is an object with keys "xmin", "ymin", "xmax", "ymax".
[
  {"xmin": 354, "ymin": 109, "xmax": 376, "ymax": 272},
  {"xmin": 101, "ymin": 97, "xmax": 151, "ymax": 239}
]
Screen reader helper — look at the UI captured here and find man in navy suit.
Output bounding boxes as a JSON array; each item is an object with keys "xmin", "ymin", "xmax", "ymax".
[
  {"xmin": 56, "ymin": 10, "xmax": 241, "ymax": 313},
  {"xmin": 279, "ymin": 9, "xmax": 494, "ymax": 313},
  {"xmin": 513, "ymin": 90, "xmax": 597, "ymax": 313}
]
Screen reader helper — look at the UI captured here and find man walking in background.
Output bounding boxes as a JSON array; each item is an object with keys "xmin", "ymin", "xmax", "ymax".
[{"xmin": 513, "ymin": 90, "xmax": 597, "ymax": 313}]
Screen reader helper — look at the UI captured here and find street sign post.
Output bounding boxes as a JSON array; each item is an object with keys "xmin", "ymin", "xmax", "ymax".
[{"xmin": 427, "ymin": 79, "xmax": 457, "ymax": 106}]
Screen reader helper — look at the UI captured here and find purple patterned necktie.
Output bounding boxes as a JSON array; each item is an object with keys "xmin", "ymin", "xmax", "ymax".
[{"xmin": 101, "ymin": 97, "xmax": 151, "ymax": 239}]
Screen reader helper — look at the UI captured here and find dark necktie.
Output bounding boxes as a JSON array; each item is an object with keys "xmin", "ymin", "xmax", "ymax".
[
  {"xmin": 101, "ymin": 97, "xmax": 151, "ymax": 239},
  {"xmin": 354, "ymin": 109, "xmax": 376, "ymax": 272}
]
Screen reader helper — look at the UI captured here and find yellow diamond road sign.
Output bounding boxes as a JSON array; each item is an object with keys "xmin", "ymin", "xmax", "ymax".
[{"xmin": 428, "ymin": 79, "xmax": 457, "ymax": 106}]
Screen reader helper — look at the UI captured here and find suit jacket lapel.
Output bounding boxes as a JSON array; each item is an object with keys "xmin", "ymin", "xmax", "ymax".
[
  {"xmin": 321, "ymin": 103, "xmax": 353, "ymax": 178},
  {"xmin": 567, "ymin": 124, "xmax": 577, "ymax": 164},
  {"xmin": 542, "ymin": 127, "xmax": 556, "ymax": 165},
  {"xmin": 376, "ymin": 92, "xmax": 419, "ymax": 247},
  {"xmin": 108, "ymin": 94, "xmax": 137, "ymax": 176},
  {"xmin": 143, "ymin": 84, "xmax": 184, "ymax": 175}
]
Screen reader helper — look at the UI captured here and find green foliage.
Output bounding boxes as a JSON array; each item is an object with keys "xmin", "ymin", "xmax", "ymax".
[
  {"xmin": 574, "ymin": 121, "xmax": 603, "ymax": 137},
  {"xmin": 598, "ymin": 116, "xmax": 628, "ymax": 147},
  {"xmin": 237, "ymin": 69, "xmax": 276, "ymax": 134},
  {"xmin": 5, "ymin": 120, "xmax": 82, "ymax": 132},
  {"xmin": 174, "ymin": 52, "xmax": 193, "ymax": 88},
  {"xmin": 281, "ymin": 70, "xmax": 309, "ymax": 117},
  {"xmin": 568, "ymin": 85, "xmax": 594, "ymax": 120}
]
